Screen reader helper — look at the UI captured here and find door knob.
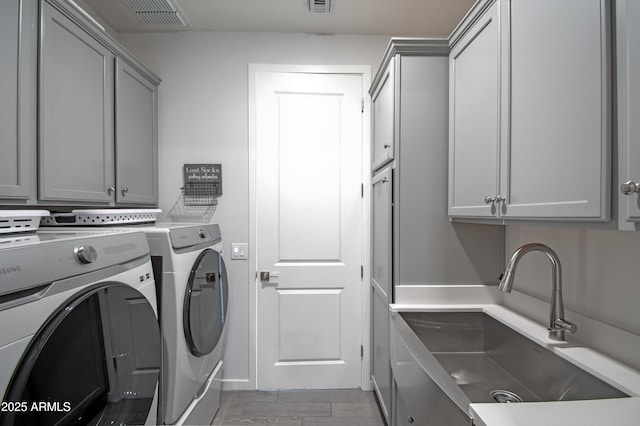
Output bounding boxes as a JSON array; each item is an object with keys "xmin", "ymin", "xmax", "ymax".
[
  {"xmin": 260, "ymin": 271, "xmax": 280, "ymax": 284},
  {"xmin": 620, "ymin": 181, "xmax": 640, "ymax": 195}
]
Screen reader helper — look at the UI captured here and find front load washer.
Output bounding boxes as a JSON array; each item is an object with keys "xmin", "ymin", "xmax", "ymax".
[
  {"xmin": 40, "ymin": 215, "xmax": 229, "ymax": 425},
  {"xmin": 143, "ymin": 223, "xmax": 228, "ymax": 425},
  {"xmin": 0, "ymin": 230, "xmax": 160, "ymax": 426}
]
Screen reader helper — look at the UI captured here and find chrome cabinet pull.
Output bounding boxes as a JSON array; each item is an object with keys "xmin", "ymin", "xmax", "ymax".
[
  {"xmin": 107, "ymin": 186, "xmax": 115, "ymax": 195},
  {"xmin": 620, "ymin": 180, "xmax": 640, "ymax": 195},
  {"xmin": 485, "ymin": 195, "xmax": 505, "ymax": 204},
  {"xmin": 121, "ymin": 187, "xmax": 129, "ymax": 196}
]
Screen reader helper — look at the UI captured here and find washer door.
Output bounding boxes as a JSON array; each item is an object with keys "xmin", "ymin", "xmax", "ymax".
[
  {"xmin": 0, "ymin": 283, "xmax": 160, "ymax": 426},
  {"xmin": 183, "ymin": 249, "xmax": 228, "ymax": 357}
]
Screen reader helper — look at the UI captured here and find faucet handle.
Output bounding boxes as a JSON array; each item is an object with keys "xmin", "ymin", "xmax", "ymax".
[{"xmin": 553, "ymin": 318, "xmax": 578, "ymax": 334}]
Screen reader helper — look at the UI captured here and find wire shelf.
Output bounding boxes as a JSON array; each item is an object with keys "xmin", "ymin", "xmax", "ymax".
[
  {"xmin": 181, "ymin": 182, "xmax": 219, "ymax": 206},
  {"xmin": 168, "ymin": 187, "xmax": 218, "ymax": 223}
]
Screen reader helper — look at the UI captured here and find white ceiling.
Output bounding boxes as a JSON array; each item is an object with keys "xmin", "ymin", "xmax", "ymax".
[{"xmin": 83, "ymin": 0, "xmax": 476, "ymax": 38}]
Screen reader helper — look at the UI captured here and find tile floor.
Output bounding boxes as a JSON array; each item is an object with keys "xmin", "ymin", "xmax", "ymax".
[{"xmin": 212, "ymin": 389, "xmax": 386, "ymax": 426}]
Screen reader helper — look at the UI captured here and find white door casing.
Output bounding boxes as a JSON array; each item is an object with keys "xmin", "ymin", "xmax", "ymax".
[{"xmin": 250, "ymin": 66, "xmax": 368, "ymax": 390}]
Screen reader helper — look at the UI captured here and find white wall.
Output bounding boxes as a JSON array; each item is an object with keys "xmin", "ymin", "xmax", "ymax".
[
  {"xmin": 503, "ymin": 224, "xmax": 640, "ymax": 371},
  {"xmin": 118, "ymin": 31, "xmax": 390, "ymax": 387}
]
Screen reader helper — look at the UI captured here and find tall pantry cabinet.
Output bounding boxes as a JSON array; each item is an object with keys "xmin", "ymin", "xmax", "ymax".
[{"xmin": 369, "ymin": 39, "xmax": 503, "ymax": 423}]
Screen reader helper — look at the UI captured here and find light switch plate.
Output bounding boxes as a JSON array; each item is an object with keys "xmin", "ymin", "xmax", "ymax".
[{"xmin": 230, "ymin": 243, "xmax": 248, "ymax": 260}]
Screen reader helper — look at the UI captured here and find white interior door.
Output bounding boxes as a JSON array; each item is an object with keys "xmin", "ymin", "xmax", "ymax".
[{"xmin": 255, "ymin": 71, "xmax": 363, "ymax": 389}]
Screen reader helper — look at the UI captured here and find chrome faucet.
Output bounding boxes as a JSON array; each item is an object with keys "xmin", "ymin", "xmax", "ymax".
[{"xmin": 498, "ymin": 243, "xmax": 577, "ymax": 341}]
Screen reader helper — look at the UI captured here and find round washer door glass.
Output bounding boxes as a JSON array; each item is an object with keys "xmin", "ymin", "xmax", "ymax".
[
  {"xmin": 1, "ymin": 284, "xmax": 160, "ymax": 426},
  {"xmin": 184, "ymin": 249, "xmax": 228, "ymax": 356}
]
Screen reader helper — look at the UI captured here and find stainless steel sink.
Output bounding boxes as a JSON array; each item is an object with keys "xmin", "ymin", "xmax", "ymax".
[{"xmin": 399, "ymin": 311, "xmax": 628, "ymax": 404}]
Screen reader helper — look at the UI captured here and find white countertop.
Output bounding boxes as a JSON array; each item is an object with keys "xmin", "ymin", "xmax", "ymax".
[
  {"xmin": 470, "ymin": 397, "xmax": 640, "ymax": 426},
  {"xmin": 391, "ymin": 302, "xmax": 640, "ymax": 426}
]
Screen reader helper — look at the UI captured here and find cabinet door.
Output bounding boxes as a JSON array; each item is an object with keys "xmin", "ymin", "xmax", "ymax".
[
  {"xmin": 39, "ymin": 2, "xmax": 115, "ymax": 203},
  {"xmin": 448, "ymin": 3, "xmax": 500, "ymax": 218},
  {"xmin": 372, "ymin": 167, "xmax": 392, "ymax": 300},
  {"xmin": 393, "ymin": 384, "xmax": 412, "ymax": 426},
  {"xmin": 617, "ymin": 0, "xmax": 640, "ymax": 228},
  {"xmin": 371, "ymin": 287, "xmax": 390, "ymax": 423},
  {"xmin": 371, "ymin": 167, "xmax": 392, "ymax": 423},
  {"xmin": 501, "ymin": 0, "xmax": 610, "ymax": 220},
  {"xmin": 115, "ymin": 59, "xmax": 158, "ymax": 205},
  {"xmin": 371, "ymin": 57, "xmax": 395, "ymax": 171},
  {"xmin": 0, "ymin": 0, "xmax": 35, "ymax": 200}
]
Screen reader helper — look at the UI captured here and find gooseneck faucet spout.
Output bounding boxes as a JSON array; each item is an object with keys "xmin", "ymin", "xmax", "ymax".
[{"xmin": 498, "ymin": 243, "xmax": 577, "ymax": 341}]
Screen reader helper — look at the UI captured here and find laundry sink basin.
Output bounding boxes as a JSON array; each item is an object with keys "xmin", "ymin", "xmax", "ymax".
[{"xmin": 399, "ymin": 311, "xmax": 628, "ymax": 405}]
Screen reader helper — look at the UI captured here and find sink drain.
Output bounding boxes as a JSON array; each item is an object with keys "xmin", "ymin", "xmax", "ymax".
[{"xmin": 490, "ymin": 390, "xmax": 523, "ymax": 403}]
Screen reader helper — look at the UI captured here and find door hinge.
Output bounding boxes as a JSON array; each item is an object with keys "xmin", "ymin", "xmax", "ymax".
[
  {"xmin": 361, "ymin": 345, "xmax": 364, "ymax": 358},
  {"xmin": 361, "ymin": 183, "xmax": 364, "ymax": 198},
  {"xmin": 361, "ymin": 265, "xmax": 364, "ymax": 279},
  {"xmin": 361, "ymin": 98, "xmax": 364, "ymax": 113}
]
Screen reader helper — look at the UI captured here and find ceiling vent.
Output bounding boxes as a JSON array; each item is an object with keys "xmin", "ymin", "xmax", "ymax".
[
  {"xmin": 122, "ymin": 0, "xmax": 190, "ymax": 28},
  {"xmin": 306, "ymin": 0, "xmax": 332, "ymax": 14}
]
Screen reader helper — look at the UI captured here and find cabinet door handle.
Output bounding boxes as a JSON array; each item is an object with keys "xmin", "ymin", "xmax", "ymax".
[
  {"xmin": 485, "ymin": 195, "xmax": 505, "ymax": 204},
  {"xmin": 620, "ymin": 181, "xmax": 640, "ymax": 195},
  {"xmin": 407, "ymin": 416, "xmax": 414, "ymax": 424},
  {"xmin": 107, "ymin": 186, "xmax": 115, "ymax": 195},
  {"xmin": 384, "ymin": 144, "xmax": 391, "ymax": 149},
  {"xmin": 121, "ymin": 187, "xmax": 129, "ymax": 196}
]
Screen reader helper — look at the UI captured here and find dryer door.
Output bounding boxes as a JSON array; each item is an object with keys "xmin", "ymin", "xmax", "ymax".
[
  {"xmin": 183, "ymin": 249, "xmax": 228, "ymax": 357},
  {"xmin": 1, "ymin": 284, "xmax": 160, "ymax": 426}
]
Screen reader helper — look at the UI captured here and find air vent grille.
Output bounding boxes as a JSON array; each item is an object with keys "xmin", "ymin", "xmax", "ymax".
[
  {"xmin": 122, "ymin": 0, "xmax": 189, "ymax": 27},
  {"xmin": 124, "ymin": 0, "xmax": 174, "ymax": 12},
  {"xmin": 307, "ymin": 0, "xmax": 332, "ymax": 13}
]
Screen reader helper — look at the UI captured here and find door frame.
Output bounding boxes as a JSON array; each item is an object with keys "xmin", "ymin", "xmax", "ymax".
[{"xmin": 248, "ymin": 64, "xmax": 372, "ymax": 391}]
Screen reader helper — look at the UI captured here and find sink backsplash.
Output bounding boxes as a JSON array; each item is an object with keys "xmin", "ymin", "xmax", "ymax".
[{"xmin": 504, "ymin": 224, "xmax": 640, "ymax": 371}]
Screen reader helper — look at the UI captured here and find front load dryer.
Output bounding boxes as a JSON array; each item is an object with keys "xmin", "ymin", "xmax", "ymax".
[
  {"xmin": 0, "ymin": 230, "xmax": 160, "ymax": 426},
  {"xmin": 143, "ymin": 223, "xmax": 228, "ymax": 425}
]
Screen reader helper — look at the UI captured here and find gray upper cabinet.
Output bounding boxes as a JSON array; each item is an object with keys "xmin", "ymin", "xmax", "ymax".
[
  {"xmin": 371, "ymin": 57, "xmax": 395, "ymax": 171},
  {"xmin": 449, "ymin": 0, "xmax": 611, "ymax": 222},
  {"xmin": 39, "ymin": 1, "xmax": 115, "ymax": 204},
  {"xmin": 617, "ymin": 0, "xmax": 640, "ymax": 230},
  {"xmin": 0, "ymin": 0, "xmax": 36, "ymax": 201},
  {"xmin": 115, "ymin": 59, "xmax": 159, "ymax": 205},
  {"xmin": 448, "ymin": 2, "xmax": 500, "ymax": 218},
  {"xmin": 500, "ymin": 0, "xmax": 611, "ymax": 221},
  {"xmin": 38, "ymin": 0, "xmax": 160, "ymax": 207}
]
